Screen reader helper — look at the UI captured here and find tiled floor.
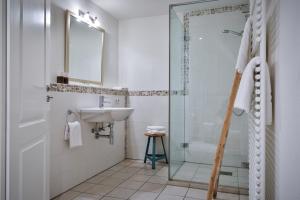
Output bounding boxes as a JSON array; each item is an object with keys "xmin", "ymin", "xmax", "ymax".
[
  {"xmin": 52, "ymin": 159, "xmax": 248, "ymax": 200},
  {"xmin": 172, "ymin": 162, "xmax": 249, "ymax": 189}
]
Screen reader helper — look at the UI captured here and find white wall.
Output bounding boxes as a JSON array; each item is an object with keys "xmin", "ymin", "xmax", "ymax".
[
  {"xmin": 49, "ymin": 93, "xmax": 126, "ymax": 198},
  {"xmin": 49, "ymin": 0, "xmax": 124, "ymax": 198},
  {"xmin": 119, "ymin": 15, "xmax": 169, "ymax": 159},
  {"xmin": 265, "ymin": 0, "xmax": 279, "ymax": 199},
  {"xmin": 119, "ymin": 15, "xmax": 169, "ymax": 90},
  {"xmin": 0, "ymin": 0, "xmax": 5, "ymax": 198},
  {"xmin": 266, "ymin": 0, "xmax": 300, "ymax": 199},
  {"xmin": 0, "ymin": 1, "xmax": 4, "ymax": 197},
  {"xmin": 276, "ymin": 0, "xmax": 300, "ymax": 199}
]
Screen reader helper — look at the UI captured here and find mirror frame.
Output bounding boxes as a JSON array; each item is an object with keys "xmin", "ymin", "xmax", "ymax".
[{"xmin": 65, "ymin": 10, "xmax": 105, "ymax": 85}]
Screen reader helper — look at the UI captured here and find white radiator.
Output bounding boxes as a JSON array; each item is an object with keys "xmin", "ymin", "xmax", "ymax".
[{"xmin": 249, "ymin": 0, "xmax": 268, "ymax": 199}]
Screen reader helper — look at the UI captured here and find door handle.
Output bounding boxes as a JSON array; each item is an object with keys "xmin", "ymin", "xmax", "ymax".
[{"xmin": 46, "ymin": 95, "xmax": 54, "ymax": 102}]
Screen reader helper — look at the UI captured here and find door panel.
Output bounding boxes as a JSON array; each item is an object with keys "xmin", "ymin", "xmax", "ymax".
[
  {"xmin": 19, "ymin": 0, "xmax": 46, "ymax": 124},
  {"xmin": 9, "ymin": 0, "xmax": 49, "ymax": 199},
  {"xmin": 21, "ymin": 137, "xmax": 47, "ymax": 200}
]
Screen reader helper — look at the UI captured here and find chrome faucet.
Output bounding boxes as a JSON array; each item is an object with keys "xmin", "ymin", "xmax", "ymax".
[{"xmin": 99, "ymin": 95, "xmax": 111, "ymax": 107}]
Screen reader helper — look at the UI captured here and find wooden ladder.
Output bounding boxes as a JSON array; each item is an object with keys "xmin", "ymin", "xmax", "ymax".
[{"xmin": 206, "ymin": 71, "xmax": 242, "ymax": 200}]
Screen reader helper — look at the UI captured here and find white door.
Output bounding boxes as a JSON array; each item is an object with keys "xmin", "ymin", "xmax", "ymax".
[{"xmin": 8, "ymin": 0, "xmax": 50, "ymax": 199}]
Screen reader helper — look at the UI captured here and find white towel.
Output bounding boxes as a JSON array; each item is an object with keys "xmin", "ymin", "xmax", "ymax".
[
  {"xmin": 146, "ymin": 130, "xmax": 166, "ymax": 134},
  {"xmin": 146, "ymin": 126, "xmax": 165, "ymax": 131},
  {"xmin": 64, "ymin": 121, "xmax": 82, "ymax": 148},
  {"xmin": 234, "ymin": 57, "xmax": 272, "ymax": 124},
  {"xmin": 265, "ymin": 61, "xmax": 272, "ymax": 125},
  {"xmin": 235, "ymin": 17, "xmax": 252, "ymax": 73},
  {"xmin": 234, "ymin": 57, "xmax": 260, "ymax": 112}
]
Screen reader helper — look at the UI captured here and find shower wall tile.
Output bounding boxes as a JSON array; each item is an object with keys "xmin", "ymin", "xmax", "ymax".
[{"xmin": 128, "ymin": 96, "xmax": 168, "ymax": 124}]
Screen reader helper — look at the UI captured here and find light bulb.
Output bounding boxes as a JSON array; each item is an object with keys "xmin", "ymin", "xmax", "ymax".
[
  {"xmin": 84, "ymin": 12, "xmax": 90, "ymax": 22},
  {"xmin": 94, "ymin": 17, "xmax": 100, "ymax": 27}
]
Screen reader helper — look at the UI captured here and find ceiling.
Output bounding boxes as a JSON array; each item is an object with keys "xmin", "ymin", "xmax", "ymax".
[{"xmin": 91, "ymin": 0, "xmax": 192, "ymax": 20}]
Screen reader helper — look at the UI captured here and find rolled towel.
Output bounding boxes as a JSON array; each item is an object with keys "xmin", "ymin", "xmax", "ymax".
[
  {"xmin": 146, "ymin": 126, "xmax": 165, "ymax": 131},
  {"xmin": 64, "ymin": 121, "xmax": 83, "ymax": 149},
  {"xmin": 146, "ymin": 130, "xmax": 167, "ymax": 134}
]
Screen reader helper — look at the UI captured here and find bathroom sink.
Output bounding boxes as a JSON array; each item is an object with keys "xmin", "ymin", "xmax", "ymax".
[{"xmin": 80, "ymin": 107, "xmax": 134, "ymax": 122}]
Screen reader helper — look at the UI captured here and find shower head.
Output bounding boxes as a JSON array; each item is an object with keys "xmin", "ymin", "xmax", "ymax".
[{"xmin": 222, "ymin": 29, "xmax": 243, "ymax": 37}]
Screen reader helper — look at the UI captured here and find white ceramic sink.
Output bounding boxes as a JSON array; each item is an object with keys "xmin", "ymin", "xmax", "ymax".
[{"xmin": 80, "ymin": 107, "xmax": 134, "ymax": 123}]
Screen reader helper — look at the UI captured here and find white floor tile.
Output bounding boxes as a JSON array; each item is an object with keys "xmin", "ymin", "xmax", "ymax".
[
  {"xmin": 139, "ymin": 183, "xmax": 166, "ymax": 193},
  {"xmin": 99, "ymin": 177, "xmax": 125, "ymax": 187},
  {"xmin": 107, "ymin": 187, "xmax": 137, "ymax": 199},
  {"xmin": 129, "ymin": 191, "xmax": 159, "ymax": 200},
  {"xmin": 147, "ymin": 176, "xmax": 168, "ymax": 184},
  {"xmin": 73, "ymin": 193, "xmax": 102, "ymax": 200},
  {"xmin": 186, "ymin": 188, "xmax": 206, "ymax": 199},
  {"xmin": 119, "ymin": 180, "xmax": 145, "ymax": 190},
  {"xmin": 85, "ymin": 184, "xmax": 115, "ymax": 195},
  {"xmin": 72, "ymin": 182, "xmax": 96, "ymax": 193},
  {"xmin": 101, "ymin": 197, "xmax": 124, "ymax": 200},
  {"xmin": 53, "ymin": 190, "xmax": 80, "ymax": 200},
  {"xmin": 129, "ymin": 174, "xmax": 151, "ymax": 182},
  {"xmin": 161, "ymin": 185, "xmax": 188, "ymax": 197},
  {"xmin": 156, "ymin": 195, "xmax": 184, "ymax": 200}
]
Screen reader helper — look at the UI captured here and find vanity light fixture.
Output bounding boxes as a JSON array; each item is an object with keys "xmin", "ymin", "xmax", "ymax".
[
  {"xmin": 77, "ymin": 9, "xmax": 101, "ymax": 28},
  {"xmin": 78, "ymin": 10, "xmax": 85, "ymax": 21}
]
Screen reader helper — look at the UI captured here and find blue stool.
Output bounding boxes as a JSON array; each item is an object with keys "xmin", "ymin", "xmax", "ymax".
[{"xmin": 144, "ymin": 132, "xmax": 168, "ymax": 169}]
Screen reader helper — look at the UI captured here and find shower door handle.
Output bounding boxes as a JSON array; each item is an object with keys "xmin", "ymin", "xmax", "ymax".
[{"xmin": 180, "ymin": 143, "xmax": 189, "ymax": 148}]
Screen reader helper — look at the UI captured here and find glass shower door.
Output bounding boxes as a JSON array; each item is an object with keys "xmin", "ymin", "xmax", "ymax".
[
  {"xmin": 184, "ymin": 3, "xmax": 249, "ymax": 168},
  {"xmin": 169, "ymin": 0, "xmax": 249, "ymax": 190},
  {"xmin": 169, "ymin": 8, "xmax": 185, "ymax": 179}
]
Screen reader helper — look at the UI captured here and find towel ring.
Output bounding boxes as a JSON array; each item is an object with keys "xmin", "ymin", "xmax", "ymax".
[{"xmin": 66, "ymin": 110, "xmax": 80, "ymax": 122}]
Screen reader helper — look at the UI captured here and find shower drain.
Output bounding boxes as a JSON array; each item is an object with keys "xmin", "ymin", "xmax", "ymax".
[{"xmin": 219, "ymin": 171, "xmax": 233, "ymax": 176}]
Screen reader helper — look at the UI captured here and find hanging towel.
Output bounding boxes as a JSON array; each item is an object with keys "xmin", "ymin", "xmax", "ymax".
[
  {"xmin": 265, "ymin": 61, "xmax": 272, "ymax": 125},
  {"xmin": 234, "ymin": 57, "xmax": 272, "ymax": 124},
  {"xmin": 234, "ymin": 57, "xmax": 260, "ymax": 112},
  {"xmin": 64, "ymin": 121, "xmax": 83, "ymax": 148},
  {"xmin": 235, "ymin": 17, "xmax": 252, "ymax": 73}
]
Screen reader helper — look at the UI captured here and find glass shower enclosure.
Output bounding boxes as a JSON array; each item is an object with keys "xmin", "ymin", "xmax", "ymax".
[{"xmin": 169, "ymin": 0, "xmax": 249, "ymax": 192}]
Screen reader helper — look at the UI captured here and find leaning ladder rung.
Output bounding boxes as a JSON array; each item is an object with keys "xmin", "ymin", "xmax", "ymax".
[{"xmin": 206, "ymin": 71, "xmax": 242, "ymax": 200}]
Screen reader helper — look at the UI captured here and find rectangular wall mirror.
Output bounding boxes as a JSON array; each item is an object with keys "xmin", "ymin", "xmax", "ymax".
[{"xmin": 65, "ymin": 10, "xmax": 104, "ymax": 85}]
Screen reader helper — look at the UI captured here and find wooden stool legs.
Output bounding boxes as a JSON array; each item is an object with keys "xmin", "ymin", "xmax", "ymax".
[
  {"xmin": 144, "ymin": 137, "xmax": 151, "ymax": 163},
  {"xmin": 144, "ymin": 135, "xmax": 168, "ymax": 169},
  {"xmin": 152, "ymin": 137, "xmax": 156, "ymax": 169},
  {"xmin": 161, "ymin": 136, "xmax": 168, "ymax": 164}
]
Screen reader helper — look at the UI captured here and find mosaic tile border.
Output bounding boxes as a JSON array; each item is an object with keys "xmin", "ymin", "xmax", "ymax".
[
  {"xmin": 128, "ymin": 90, "xmax": 186, "ymax": 96},
  {"xmin": 183, "ymin": 3, "xmax": 249, "ymax": 95},
  {"xmin": 189, "ymin": 4, "xmax": 249, "ymax": 17},
  {"xmin": 128, "ymin": 90, "xmax": 168, "ymax": 96},
  {"xmin": 47, "ymin": 83, "xmax": 185, "ymax": 96},
  {"xmin": 47, "ymin": 83, "xmax": 129, "ymax": 96}
]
